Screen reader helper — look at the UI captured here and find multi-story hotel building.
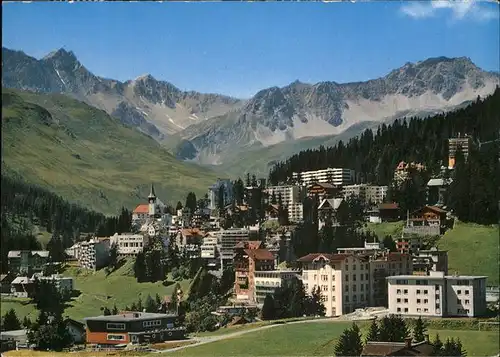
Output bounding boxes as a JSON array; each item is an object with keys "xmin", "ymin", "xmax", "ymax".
[
  {"xmin": 342, "ymin": 184, "xmax": 388, "ymax": 207},
  {"xmin": 266, "ymin": 185, "xmax": 301, "ymax": 206},
  {"xmin": 234, "ymin": 244, "xmax": 275, "ymax": 302},
  {"xmin": 200, "ymin": 232, "xmax": 220, "ymax": 269},
  {"xmin": 387, "ymin": 271, "xmax": 487, "ymax": 317},
  {"xmin": 299, "ymin": 253, "xmax": 371, "ymax": 316},
  {"xmin": 292, "ymin": 168, "xmax": 355, "ymax": 187},
  {"xmin": 298, "ymin": 250, "xmax": 413, "ymax": 317},
  {"xmin": 110, "ymin": 233, "xmax": 149, "ymax": 256},
  {"xmin": 253, "ymin": 269, "xmax": 301, "ymax": 304},
  {"xmin": 220, "ymin": 228, "xmax": 250, "ymax": 262},
  {"xmin": 78, "ymin": 238, "xmax": 110, "ymax": 270},
  {"xmin": 448, "ymin": 136, "xmax": 470, "ymax": 169},
  {"xmin": 287, "ymin": 203, "xmax": 304, "ymax": 223}
]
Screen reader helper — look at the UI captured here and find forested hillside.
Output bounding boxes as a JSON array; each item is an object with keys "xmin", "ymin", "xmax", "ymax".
[
  {"xmin": 269, "ymin": 88, "xmax": 500, "ymax": 225},
  {"xmin": 0, "ymin": 176, "xmax": 131, "ymax": 273}
]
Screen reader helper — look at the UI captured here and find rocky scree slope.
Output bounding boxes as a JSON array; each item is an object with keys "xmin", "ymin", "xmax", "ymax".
[{"xmin": 174, "ymin": 57, "xmax": 499, "ymax": 165}]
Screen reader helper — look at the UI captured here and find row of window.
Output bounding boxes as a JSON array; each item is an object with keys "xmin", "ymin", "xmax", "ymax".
[{"xmin": 457, "ymin": 299, "xmax": 471, "ymax": 305}]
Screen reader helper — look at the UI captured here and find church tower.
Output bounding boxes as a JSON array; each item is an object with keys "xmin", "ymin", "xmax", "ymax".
[{"xmin": 148, "ymin": 183, "xmax": 157, "ymax": 217}]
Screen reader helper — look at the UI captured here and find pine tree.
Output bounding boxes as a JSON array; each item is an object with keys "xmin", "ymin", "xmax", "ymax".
[
  {"xmin": 334, "ymin": 323, "xmax": 363, "ymax": 356},
  {"xmin": 366, "ymin": 318, "xmax": 379, "ymax": 343},
  {"xmin": 3, "ymin": 309, "xmax": 22, "ymax": 330},
  {"xmin": 145, "ymin": 294, "xmax": 157, "ymax": 313},
  {"xmin": 261, "ymin": 294, "xmax": 275, "ymax": 320},
  {"xmin": 432, "ymin": 334, "xmax": 441, "ymax": 356},
  {"xmin": 413, "ymin": 316, "xmax": 427, "ymax": 342},
  {"xmin": 112, "ymin": 304, "xmax": 119, "ymax": 315}
]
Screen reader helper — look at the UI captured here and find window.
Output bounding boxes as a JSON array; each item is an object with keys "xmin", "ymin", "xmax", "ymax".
[
  {"xmin": 107, "ymin": 334, "xmax": 126, "ymax": 341},
  {"xmin": 404, "ymin": 308, "xmax": 409, "ymax": 313},
  {"xmin": 366, "ymin": 284, "xmax": 369, "ymax": 291},
  {"xmin": 404, "ymin": 298, "xmax": 408, "ymax": 303},
  {"xmin": 424, "ymin": 299, "xmax": 428, "ymax": 304},
  {"xmin": 435, "ymin": 284, "xmax": 440, "ymax": 290},
  {"xmin": 345, "ymin": 275, "xmax": 349, "ymax": 282},
  {"xmin": 353, "ymin": 265, "xmax": 356, "ymax": 271},
  {"xmin": 360, "ymin": 294, "xmax": 364, "ymax": 300},
  {"xmin": 457, "ymin": 299, "xmax": 461, "ymax": 304},
  {"xmin": 143, "ymin": 320, "xmax": 162, "ymax": 328},
  {"xmin": 345, "ymin": 296, "xmax": 349, "ymax": 302},
  {"xmin": 322, "ymin": 275, "xmax": 328, "ymax": 281},
  {"xmin": 424, "ymin": 290, "xmax": 428, "ymax": 294},
  {"xmin": 397, "ymin": 307, "xmax": 401, "ymax": 312},
  {"xmin": 424, "ymin": 308, "xmax": 429, "ymax": 313},
  {"xmin": 465, "ymin": 300, "xmax": 470, "ymax": 305},
  {"xmin": 417, "ymin": 299, "xmax": 421, "ymax": 304},
  {"xmin": 417, "ymin": 289, "xmax": 421, "ymax": 295},
  {"xmin": 353, "ymin": 295, "xmax": 357, "ymax": 302},
  {"xmin": 353, "ymin": 285, "xmax": 357, "ymax": 292},
  {"xmin": 361, "ymin": 284, "xmax": 364, "ymax": 291},
  {"xmin": 417, "ymin": 308, "xmax": 421, "ymax": 313},
  {"xmin": 321, "ymin": 285, "xmax": 328, "ymax": 291},
  {"xmin": 397, "ymin": 289, "xmax": 401, "ymax": 295},
  {"xmin": 353, "ymin": 275, "xmax": 357, "ymax": 281},
  {"xmin": 360, "ymin": 274, "xmax": 364, "ymax": 281},
  {"xmin": 403, "ymin": 289, "xmax": 408, "ymax": 294},
  {"xmin": 345, "ymin": 265, "xmax": 349, "ymax": 271},
  {"xmin": 345, "ymin": 286, "xmax": 349, "ymax": 292},
  {"xmin": 365, "ymin": 273, "xmax": 369, "ymax": 280},
  {"xmin": 458, "ymin": 290, "xmax": 461, "ymax": 295},
  {"xmin": 465, "ymin": 290, "xmax": 470, "ymax": 295},
  {"xmin": 106, "ymin": 323, "xmax": 126, "ymax": 330},
  {"xmin": 397, "ymin": 298, "xmax": 401, "ymax": 303}
]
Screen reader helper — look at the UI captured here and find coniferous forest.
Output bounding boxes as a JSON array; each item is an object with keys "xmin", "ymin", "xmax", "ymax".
[
  {"xmin": 269, "ymin": 87, "xmax": 500, "ymax": 225},
  {"xmin": 0, "ymin": 175, "xmax": 131, "ymax": 273}
]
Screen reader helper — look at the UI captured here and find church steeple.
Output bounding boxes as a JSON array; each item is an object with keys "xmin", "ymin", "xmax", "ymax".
[
  {"xmin": 148, "ymin": 183, "xmax": 156, "ymax": 200},
  {"xmin": 148, "ymin": 183, "xmax": 157, "ymax": 217}
]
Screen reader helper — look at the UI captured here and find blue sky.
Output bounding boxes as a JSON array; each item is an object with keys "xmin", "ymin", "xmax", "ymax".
[{"xmin": 2, "ymin": 1, "xmax": 499, "ymax": 98}]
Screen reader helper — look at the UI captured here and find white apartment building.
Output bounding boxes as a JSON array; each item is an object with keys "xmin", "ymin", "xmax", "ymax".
[
  {"xmin": 299, "ymin": 253, "xmax": 371, "ymax": 317},
  {"xmin": 110, "ymin": 233, "xmax": 149, "ymax": 256},
  {"xmin": 200, "ymin": 232, "xmax": 221, "ymax": 268},
  {"xmin": 292, "ymin": 168, "xmax": 355, "ymax": 187},
  {"xmin": 220, "ymin": 228, "xmax": 250, "ymax": 261},
  {"xmin": 253, "ymin": 270, "xmax": 300, "ymax": 304},
  {"xmin": 288, "ymin": 203, "xmax": 304, "ymax": 223},
  {"xmin": 387, "ymin": 272, "xmax": 487, "ymax": 317},
  {"xmin": 342, "ymin": 184, "xmax": 388, "ymax": 206},
  {"xmin": 77, "ymin": 238, "xmax": 110, "ymax": 270},
  {"xmin": 298, "ymin": 251, "xmax": 413, "ymax": 316},
  {"xmin": 266, "ymin": 185, "xmax": 301, "ymax": 206}
]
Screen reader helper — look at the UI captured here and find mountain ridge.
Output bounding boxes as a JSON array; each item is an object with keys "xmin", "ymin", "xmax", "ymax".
[
  {"xmin": 2, "ymin": 47, "xmax": 244, "ymax": 139},
  {"xmin": 3, "ymin": 47, "xmax": 499, "ymax": 172}
]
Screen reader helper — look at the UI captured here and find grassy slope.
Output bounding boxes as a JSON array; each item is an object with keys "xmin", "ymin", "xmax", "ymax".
[
  {"xmin": 2, "ymin": 88, "xmax": 219, "ymax": 214},
  {"xmin": 364, "ymin": 221, "xmax": 499, "ymax": 286},
  {"xmin": 0, "ymin": 259, "xmax": 192, "ymax": 322},
  {"xmin": 166, "ymin": 321, "xmax": 499, "ymax": 357},
  {"xmin": 438, "ymin": 222, "xmax": 499, "ymax": 286}
]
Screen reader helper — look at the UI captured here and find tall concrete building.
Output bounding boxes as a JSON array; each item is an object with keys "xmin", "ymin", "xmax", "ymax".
[
  {"xmin": 387, "ymin": 271, "xmax": 487, "ymax": 317},
  {"xmin": 448, "ymin": 136, "xmax": 471, "ymax": 169},
  {"xmin": 208, "ymin": 179, "xmax": 234, "ymax": 210},
  {"xmin": 292, "ymin": 168, "xmax": 355, "ymax": 187}
]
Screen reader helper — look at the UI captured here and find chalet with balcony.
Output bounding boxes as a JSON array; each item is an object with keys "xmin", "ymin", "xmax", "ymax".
[
  {"xmin": 403, "ymin": 205, "xmax": 449, "ymax": 237},
  {"xmin": 7, "ymin": 250, "xmax": 49, "ymax": 275},
  {"xmin": 83, "ymin": 311, "xmax": 185, "ymax": 345},
  {"xmin": 306, "ymin": 182, "xmax": 338, "ymax": 200}
]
